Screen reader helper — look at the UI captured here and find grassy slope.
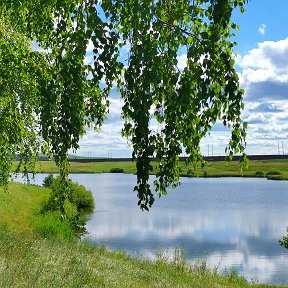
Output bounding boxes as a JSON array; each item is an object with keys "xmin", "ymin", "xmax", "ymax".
[
  {"xmin": 0, "ymin": 229, "xmax": 274, "ymax": 288},
  {"xmin": 0, "ymin": 182, "xmax": 279, "ymax": 287},
  {"xmin": 0, "ymin": 182, "xmax": 50, "ymax": 232},
  {"xmin": 13, "ymin": 159, "xmax": 288, "ymax": 179}
]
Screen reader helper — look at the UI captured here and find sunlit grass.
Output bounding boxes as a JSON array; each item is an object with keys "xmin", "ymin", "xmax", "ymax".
[
  {"xmin": 0, "ymin": 182, "xmax": 50, "ymax": 232},
  {"xmin": 0, "ymin": 228, "xmax": 277, "ymax": 288}
]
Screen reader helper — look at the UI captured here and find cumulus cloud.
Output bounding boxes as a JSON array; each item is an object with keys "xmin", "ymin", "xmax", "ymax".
[
  {"xmin": 233, "ymin": 38, "xmax": 288, "ymax": 154},
  {"xmin": 177, "ymin": 54, "xmax": 188, "ymax": 70},
  {"xmin": 237, "ymin": 38, "xmax": 288, "ymax": 103},
  {"xmin": 250, "ymin": 103, "xmax": 284, "ymax": 113},
  {"xmin": 258, "ymin": 24, "xmax": 266, "ymax": 35}
]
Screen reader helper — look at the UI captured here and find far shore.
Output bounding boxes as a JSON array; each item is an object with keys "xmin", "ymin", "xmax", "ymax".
[{"xmin": 12, "ymin": 158, "xmax": 288, "ymax": 180}]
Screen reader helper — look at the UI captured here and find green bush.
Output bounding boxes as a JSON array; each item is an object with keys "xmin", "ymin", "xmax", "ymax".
[
  {"xmin": 279, "ymin": 228, "xmax": 288, "ymax": 249},
  {"xmin": 110, "ymin": 168, "xmax": 124, "ymax": 173},
  {"xmin": 255, "ymin": 170, "xmax": 264, "ymax": 177},
  {"xmin": 43, "ymin": 177, "xmax": 95, "ymax": 213},
  {"xmin": 42, "ymin": 174, "xmax": 55, "ymax": 187},
  {"xmin": 266, "ymin": 170, "xmax": 281, "ymax": 176},
  {"xmin": 41, "ymin": 177, "xmax": 95, "ymax": 236},
  {"xmin": 68, "ymin": 181, "xmax": 95, "ymax": 211},
  {"xmin": 266, "ymin": 175, "xmax": 283, "ymax": 181},
  {"xmin": 187, "ymin": 168, "xmax": 194, "ymax": 175},
  {"xmin": 63, "ymin": 199, "xmax": 78, "ymax": 220}
]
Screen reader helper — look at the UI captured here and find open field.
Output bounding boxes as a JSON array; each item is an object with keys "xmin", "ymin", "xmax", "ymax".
[
  {"xmin": 12, "ymin": 159, "xmax": 288, "ymax": 180},
  {"xmin": 0, "ymin": 182, "xmax": 279, "ymax": 287}
]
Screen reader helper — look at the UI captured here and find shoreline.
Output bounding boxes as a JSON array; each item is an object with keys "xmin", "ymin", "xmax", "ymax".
[{"xmin": 12, "ymin": 158, "xmax": 288, "ymax": 181}]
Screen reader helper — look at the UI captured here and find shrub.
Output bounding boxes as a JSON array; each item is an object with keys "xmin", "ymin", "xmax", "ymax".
[
  {"xmin": 187, "ymin": 168, "xmax": 194, "ymax": 175},
  {"xmin": 255, "ymin": 170, "xmax": 264, "ymax": 177},
  {"xmin": 42, "ymin": 174, "xmax": 55, "ymax": 187},
  {"xmin": 41, "ymin": 177, "xmax": 95, "ymax": 236},
  {"xmin": 63, "ymin": 199, "xmax": 78, "ymax": 220},
  {"xmin": 266, "ymin": 175, "xmax": 283, "ymax": 181},
  {"xmin": 43, "ymin": 177, "xmax": 95, "ymax": 213},
  {"xmin": 68, "ymin": 182, "xmax": 95, "ymax": 211},
  {"xmin": 110, "ymin": 168, "xmax": 124, "ymax": 173},
  {"xmin": 266, "ymin": 170, "xmax": 281, "ymax": 176},
  {"xmin": 279, "ymin": 228, "xmax": 288, "ymax": 249}
]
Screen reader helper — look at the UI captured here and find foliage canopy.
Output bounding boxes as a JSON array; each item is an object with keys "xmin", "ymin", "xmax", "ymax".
[{"xmin": 0, "ymin": 0, "xmax": 248, "ymax": 210}]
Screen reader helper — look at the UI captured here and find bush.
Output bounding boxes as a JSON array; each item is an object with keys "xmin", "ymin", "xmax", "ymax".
[
  {"xmin": 255, "ymin": 170, "xmax": 264, "ymax": 177},
  {"xmin": 266, "ymin": 175, "xmax": 283, "ymax": 181},
  {"xmin": 279, "ymin": 228, "xmax": 288, "ymax": 249},
  {"xmin": 43, "ymin": 177, "xmax": 95, "ymax": 213},
  {"xmin": 266, "ymin": 170, "xmax": 281, "ymax": 176},
  {"xmin": 110, "ymin": 168, "xmax": 124, "ymax": 173},
  {"xmin": 68, "ymin": 181, "xmax": 95, "ymax": 211},
  {"xmin": 41, "ymin": 177, "xmax": 95, "ymax": 236},
  {"xmin": 187, "ymin": 168, "xmax": 194, "ymax": 175},
  {"xmin": 42, "ymin": 174, "xmax": 55, "ymax": 187}
]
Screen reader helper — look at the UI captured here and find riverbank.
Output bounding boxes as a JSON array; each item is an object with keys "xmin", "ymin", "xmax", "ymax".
[
  {"xmin": 0, "ymin": 182, "xmax": 280, "ymax": 287},
  {"xmin": 13, "ymin": 159, "xmax": 288, "ymax": 180}
]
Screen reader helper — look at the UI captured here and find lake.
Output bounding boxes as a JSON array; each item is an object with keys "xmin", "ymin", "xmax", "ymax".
[{"xmin": 15, "ymin": 174, "xmax": 288, "ymax": 285}]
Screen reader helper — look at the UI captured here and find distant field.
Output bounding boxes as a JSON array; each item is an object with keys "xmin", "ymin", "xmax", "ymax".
[{"xmin": 12, "ymin": 159, "xmax": 288, "ymax": 180}]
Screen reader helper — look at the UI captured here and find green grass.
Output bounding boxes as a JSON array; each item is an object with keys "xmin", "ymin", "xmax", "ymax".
[
  {"xmin": 0, "ymin": 227, "xmax": 277, "ymax": 288},
  {"xmin": 191, "ymin": 159, "xmax": 288, "ymax": 179},
  {"xmin": 0, "ymin": 181, "xmax": 284, "ymax": 287},
  {"xmin": 12, "ymin": 159, "xmax": 288, "ymax": 180},
  {"xmin": 0, "ymin": 182, "xmax": 50, "ymax": 232}
]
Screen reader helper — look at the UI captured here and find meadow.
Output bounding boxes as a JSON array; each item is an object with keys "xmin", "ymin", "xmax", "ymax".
[{"xmin": 13, "ymin": 159, "xmax": 288, "ymax": 180}]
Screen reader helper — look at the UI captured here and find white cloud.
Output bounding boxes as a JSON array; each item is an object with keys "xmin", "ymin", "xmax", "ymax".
[
  {"xmin": 258, "ymin": 24, "xmax": 266, "ymax": 35},
  {"xmin": 237, "ymin": 38, "xmax": 288, "ymax": 101},
  {"xmin": 177, "ymin": 54, "xmax": 188, "ymax": 70},
  {"xmin": 203, "ymin": 38, "xmax": 288, "ymax": 155}
]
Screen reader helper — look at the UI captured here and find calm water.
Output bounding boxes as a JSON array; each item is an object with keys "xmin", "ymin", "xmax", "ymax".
[{"xmin": 15, "ymin": 174, "xmax": 288, "ymax": 284}]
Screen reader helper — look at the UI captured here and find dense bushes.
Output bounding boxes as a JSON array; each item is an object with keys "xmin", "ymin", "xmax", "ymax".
[
  {"xmin": 254, "ymin": 170, "xmax": 282, "ymax": 179},
  {"xmin": 42, "ymin": 174, "xmax": 54, "ymax": 187},
  {"xmin": 266, "ymin": 170, "xmax": 281, "ymax": 176},
  {"xmin": 110, "ymin": 168, "xmax": 124, "ymax": 173},
  {"xmin": 41, "ymin": 175, "xmax": 95, "ymax": 236},
  {"xmin": 255, "ymin": 170, "xmax": 264, "ymax": 177},
  {"xmin": 42, "ymin": 175, "xmax": 94, "ymax": 211},
  {"xmin": 266, "ymin": 170, "xmax": 282, "ymax": 180},
  {"xmin": 279, "ymin": 228, "xmax": 288, "ymax": 249}
]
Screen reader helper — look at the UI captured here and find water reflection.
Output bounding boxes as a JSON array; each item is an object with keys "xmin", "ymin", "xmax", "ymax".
[
  {"xmin": 82, "ymin": 175, "xmax": 288, "ymax": 285},
  {"xmin": 14, "ymin": 174, "xmax": 288, "ymax": 284}
]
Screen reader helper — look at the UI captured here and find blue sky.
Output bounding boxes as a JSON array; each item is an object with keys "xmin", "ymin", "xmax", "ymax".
[{"xmin": 73, "ymin": 1, "xmax": 288, "ymax": 158}]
